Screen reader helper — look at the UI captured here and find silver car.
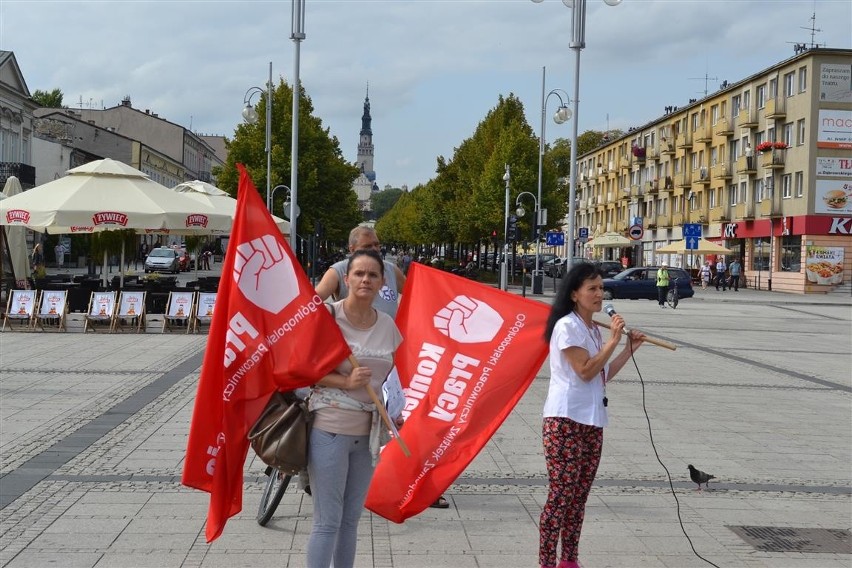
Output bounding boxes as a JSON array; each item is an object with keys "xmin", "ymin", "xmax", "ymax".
[{"xmin": 144, "ymin": 248, "xmax": 179, "ymax": 274}]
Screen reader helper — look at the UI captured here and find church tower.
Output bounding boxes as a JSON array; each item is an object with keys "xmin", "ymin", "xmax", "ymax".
[{"xmin": 352, "ymin": 86, "xmax": 377, "ymax": 216}]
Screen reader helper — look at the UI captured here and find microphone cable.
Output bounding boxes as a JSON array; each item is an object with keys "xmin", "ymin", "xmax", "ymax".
[{"xmin": 626, "ymin": 337, "xmax": 721, "ymax": 568}]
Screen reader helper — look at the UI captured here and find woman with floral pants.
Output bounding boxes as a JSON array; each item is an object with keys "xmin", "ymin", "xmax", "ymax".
[{"xmin": 539, "ymin": 263, "xmax": 645, "ymax": 568}]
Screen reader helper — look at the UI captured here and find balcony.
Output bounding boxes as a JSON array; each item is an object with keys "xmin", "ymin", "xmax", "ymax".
[
  {"xmin": 736, "ymin": 202, "xmax": 754, "ymax": 220},
  {"xmin": 655, "ymin": 214, "xmax": 671, "ymax": 228},
  {"xmin": 676, "ymin": 131, "xmax": 693, "ymax": 149},
  {"xmin": 694, "ymin": 167, "xmax": 711, "ymax": 186},
  {"xmin": 646, "ymin": 179, "xmax": 659, "ymax": 194},
  {"xmin": 675, "ymin": 171, "xmax": 692, "ymax": 188},
  {"xmin": 765, "ymin": 97, "xmax": 786, "ymax": 119},
  {"xmin": 661, "ymin": 140, "xmax": 676, "ymax": 155},
  {"xmin": 672, "ymin": 212, "xmax": 684, "ymax": 226},
  {"xmin": 694, "ymin": 123, "xmax": 712, "ymax": 144},
  {"xmin": 714, "ymin": 118, "xmax": 734, "ymax": 137},
  {"xmin": 596, "ymin": 168, "xmax": 607, "ymax": 182},
  {"xmin": 0, "ymin": 162, "xmax": 36, "ymax": 188},
  {"xmin": 712, "ymin": 162, "xmax": 732, "ymax": 180},
  {"xmin": 663, "ymin": 176, "xmax": 675, "ymax": 191},
  {"xmin": 738, "ymin": 107, "xmax": 758, "ymax": 128},
  {"xmin": 618, "ymin": 156, "xmax": 630, "ymax": 172},
  {"xmin": 736, "ymin": 155, "xmax": 757, "ymax": 175},
  {"xmin": 630, "ymin": 184, "xmax": 643, "ymax": 198},
  {"xmin": 709, "ymin": 206, "xmax": 728, "ymax": 222},
  {"xmin": 759, "ymin": 199, "xmax": 779, "ymax": 217},
  {"xmin": 645, "ymin": 146, "xmax": 658, "ymax": 161},
  {"xmin": 761, "ymin": 149, "xmax": 786, "ymax": 169}
]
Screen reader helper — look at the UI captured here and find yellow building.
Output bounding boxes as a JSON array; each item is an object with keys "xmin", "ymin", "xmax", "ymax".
[{"xmin": 575, "ymin": 48, "xmax": 851, "ymax": 294}]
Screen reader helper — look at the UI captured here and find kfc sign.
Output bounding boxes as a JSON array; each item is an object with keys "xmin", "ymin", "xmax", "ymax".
[
  {"xmin": 723, "ymin": 223, "xmax": 738, "ymax": 238},
  {"xmin": 829, "ymin": 217, "xmax": 851, "ymax": 234}
]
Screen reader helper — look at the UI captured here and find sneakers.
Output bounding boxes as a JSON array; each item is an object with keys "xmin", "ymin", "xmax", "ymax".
[{"xmin": 660, "ymin": 304, "xmax": 666, "ymax": 308}]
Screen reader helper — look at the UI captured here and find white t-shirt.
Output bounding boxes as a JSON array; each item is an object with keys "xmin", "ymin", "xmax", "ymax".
[{"xmin": 543, "ymin": 312, "xmax": 609, "ymax": 428}]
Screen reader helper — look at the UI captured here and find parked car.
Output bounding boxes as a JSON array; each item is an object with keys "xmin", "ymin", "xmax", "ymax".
[
  {"xmin": 601, "ymin": 267, "xmax": 694, "ymax": 301},
  {"xmin": 144, "ymin": 247, "xmax": 180, "ymax": 274},
  {"xmin": 593, "ymin": 260, "xmax": 625, "ymax": 278},
  {"xmin": 546, "ymin": 257, "xmax": 592, "ymax": 278}
]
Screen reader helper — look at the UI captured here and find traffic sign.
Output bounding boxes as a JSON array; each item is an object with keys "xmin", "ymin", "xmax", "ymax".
[
  {"xmin": 546, "ymin": 231, "xmax": 565, "ymax": 246},
  {"xmin": 628, "ymin": 224, "xmax": 644, "ymax": 240},
  {"xmin": 683, "ymin": 223, "xmax": 702, "ymax": 238},
  {"xmin": 685, "ymin": 236, "xmax": 699, "ymax": 250},
  {"xmin": 578, "ymin": 227, "xmax": 589, "ymax": 239}
]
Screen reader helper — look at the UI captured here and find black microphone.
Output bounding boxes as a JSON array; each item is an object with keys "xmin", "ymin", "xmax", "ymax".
[{"xmin": 604, "ymin": 304, "xmax": 617, "ymax": 318}]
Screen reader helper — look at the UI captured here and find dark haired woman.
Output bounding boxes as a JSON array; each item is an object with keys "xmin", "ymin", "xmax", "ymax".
[
  {"xmin": 307, "ymin": 249, "xmax": 402, "ymax": 568},
  {"xmin": 539, "ymin": 263, "xmax": 645, "ymax": 568}
]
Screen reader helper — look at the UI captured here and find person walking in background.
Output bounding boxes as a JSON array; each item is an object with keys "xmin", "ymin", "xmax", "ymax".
[
  {"xmin": 715, "ymin": 257, "xmax": 728, "ymax": 291},
  {"xmin": 31, "ymin": 243, "xmax": 44, "ymax": 277},
  {"xmin": 539, "ymin": 263, "xmax": 645, "ymax": 568},
  {"xmin": 699, "ymin": 261, "xmax": 712, "ymax": 290},
  {"xmin": 306, "ymin": 249, "xmax": 403, "ymax": 568},
  {"xmin": 729, "ymin": 258, "xmax": 742, "ymax": 291},
  {"xmin": 54, "ymin": 242, "xmax": 65, "ymax": 270},
  {"xmin": 656, "ymin": 262, "xmax": 670, "ymax": 308}
]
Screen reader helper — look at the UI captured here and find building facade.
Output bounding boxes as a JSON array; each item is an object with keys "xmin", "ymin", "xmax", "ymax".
[
  {"xmin": 574, "ymin": 48, "xmax": 851, "ymax": 294},
  {"xmin": 0, "ymin": 51, "xmax": 37, "ymax": 189},
  {"xmin": 352, "ymin": 90, "xmax": 378, "ymax": 216}
]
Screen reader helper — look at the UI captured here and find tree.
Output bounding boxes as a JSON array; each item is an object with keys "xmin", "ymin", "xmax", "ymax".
[
  {"xmin": 370, "ymin": 187, "xmax": 403, "ymax": 221},
  {"xmin": 214, "ymin": 80, "xmax": 361, "ymax": 243},
  {"xmin": 31, "ymin": 88, "xmax": 64, "ymax": 108}
]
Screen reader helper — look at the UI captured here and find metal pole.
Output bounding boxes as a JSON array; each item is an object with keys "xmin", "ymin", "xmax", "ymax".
[
  {"xmin": 265, "ymin": 61, "xmax": 272, "ymax": 212},
  {"xmin": 536, "ymin": 66, "xmax": 545, "ymax": 278},
  {"xmin": 500, "ymin": 164, "xmax": 510, "ymax": 291},
  {"xmin": 566, "ymin": 0, "xmax": 586, "ymax": 273},
  {"xmin": 290, "ymin": 0, "xmax": 305, "ymax": 254}
]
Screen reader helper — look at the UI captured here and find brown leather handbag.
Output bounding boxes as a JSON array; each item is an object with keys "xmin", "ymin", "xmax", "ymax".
[{"xmin": 248, "ymin": 391, "xmax": 311, "ymax": 475}]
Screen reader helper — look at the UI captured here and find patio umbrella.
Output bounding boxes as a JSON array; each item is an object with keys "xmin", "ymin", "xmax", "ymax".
[
  {"xmin": 586, "ymin": 232, "xmax": 631, "ymax": 247},
  {"xmin": 656, "ymin": 238, "xmax": 733, "ymax": 255},
  {"xmin": 1, "ymin": 176, "xmax": 30, "ymax": 287}
]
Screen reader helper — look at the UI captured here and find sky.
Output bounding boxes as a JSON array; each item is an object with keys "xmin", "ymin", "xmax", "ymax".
[{"xmin": 1, "ymin": 0, "xmax": 850, "ymax": 191}]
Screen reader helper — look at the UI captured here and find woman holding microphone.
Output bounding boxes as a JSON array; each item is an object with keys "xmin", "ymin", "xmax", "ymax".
[{"xmin": 539, "ymin": 263, "xmax": 645, "ymax": 568}]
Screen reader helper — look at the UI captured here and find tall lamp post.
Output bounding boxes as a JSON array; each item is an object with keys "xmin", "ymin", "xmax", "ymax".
[
  {"xmin": 289, "ymin": 0, "xmax": 305, "ymax": 254},
  {"xmin": 515, "ymin": 191, "xmax": 539, "ymax": 296},
  {"xmin": 242, "ymin": 61, "xmax": 273, "ymax": 212},
  {"xmin": 536, "ymin": 66, "xmax": 571, "ymax": 281},
  {"xmin": 532, "ymin": 0, "xmax": 622, "ymax": 273},
  {"xmin": 500, "ymin": 164, "xmax": 511, "ymax": 291}
]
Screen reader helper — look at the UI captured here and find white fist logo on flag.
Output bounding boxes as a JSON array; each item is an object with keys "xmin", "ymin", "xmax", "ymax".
[
  {"xmin": 434, "ymin": 295, "xmax": 503, "ymax": 343},
  {"xmin": 232, "ymin": 235, "xmax": 299, "ymax": 314}
]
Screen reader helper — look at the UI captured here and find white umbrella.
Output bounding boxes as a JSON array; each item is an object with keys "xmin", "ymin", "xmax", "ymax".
[
  {"xmin": 171, "ymin": 180, "xmax": 290, "ymax": 235},
  {"xmin": 0, "ymin": 159, "xmax": 231, "ymax": 233},
  {"xmin": 1, "ymin": 176, "xmax": 30, "ymax": 287},
  {"xmin": 656, "ymin": 239, "xmax": 733, "ymax": 254},
  {"xmin": 585, "ymin": 232, "xmax": 632, "ymax": 248}
]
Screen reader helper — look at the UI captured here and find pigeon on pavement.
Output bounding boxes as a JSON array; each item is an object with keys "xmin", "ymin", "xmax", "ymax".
[{"xmin": 687, "ymin": 464, "xmax": 715, "ymax": 490}]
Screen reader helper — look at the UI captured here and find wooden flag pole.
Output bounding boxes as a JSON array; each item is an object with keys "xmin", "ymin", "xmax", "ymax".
[
  {"xmin": 593, "ymin": 320, "xmax": 677, "ymax": 351},
  {"xmin": 348, "ymin": 355, "xmax": 411, "ymax": 457}
]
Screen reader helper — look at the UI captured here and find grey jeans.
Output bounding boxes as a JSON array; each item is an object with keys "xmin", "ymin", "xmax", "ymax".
[{"xmin": 306, "ymin": 428, "xmax": 374, "ymax": 568}]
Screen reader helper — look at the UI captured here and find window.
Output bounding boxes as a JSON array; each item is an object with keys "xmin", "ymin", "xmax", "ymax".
[
  {"xmin": 797, "ymin": 119, "xmax": 806, "ymax": 146},
  {"xmin": 769, "ymin": 78, "xmax": 778, "ymax": 98},
  {"xmin": 767, "ymin": 126, "xmax": 776, "ymax": 141},
  {"xmin": 739, "ymin": 181, "xmax": 748, "ymax": 204},
  {"xmin": 798, "ymin": 67, "xmax": 807, "ymax": 93},
  {"xmin": 742, "ymin": 90, "xmax": 750, "ymax": 110},
  {"xmin": 781, "ymin": 236, "xmax": 802, "ymax": 272},
  {"xmin": 753, "ymin": 238, "xmax": 770, "ymax": 271},
  {"xmin": 757, "ymin": 84, "xmax": 766, "ymax": 108},
  {"xmin": 691, "ymin": 152, "xmax": 699, "ymax": 170},
  {"xmin": 755, "ymin": 178, "xmax": 764, "ymax": 202},
  {"xmin": 711, "ymin": 146, "xmax": 718, "ymax": 166},
  {"xmin": 711, "ymin": 105, "xmax": 719, "ymax": 125},
  {"xmin": 782, "ymin": 174, "xmax": 792, "ymax": 198},
  {"xmin": 784, "ymin": 72, "xmax": 795, "ymax": 97},
  {"xmin": 795, "ymin": 171, "xmax": 804, "ymax": 197},
  {"xmin": 732, "ymin": 95, "xmax": 741, "ymax": 116},
  {"xmin": 729, "ymin": 185, "xmax": 737, "ymax": 206},
  {"xmin": 783, "ymin": 123, "xmax": 794, "ymax": 147},
  {"xmin": 709, "ymin": 188, "xmax": 717, "ymax": 208}
]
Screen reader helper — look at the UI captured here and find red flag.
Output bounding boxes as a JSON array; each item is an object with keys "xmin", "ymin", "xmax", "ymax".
[
  {"xmin": 181, "ymin": 164, "xmax": 350, "ymax": 542},
  {"xmin": 365, "ymin": 263, "xmax": 550, "ymax": 522}
]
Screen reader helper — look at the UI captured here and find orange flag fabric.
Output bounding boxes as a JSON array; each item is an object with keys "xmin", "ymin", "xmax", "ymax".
[
  {"xmin": 181, "ymin": 164, "xmax": 350, "ymax": 542},
  {"xmin": 365, "ymin": 263, "xmax": 550, "ymax": 523}
]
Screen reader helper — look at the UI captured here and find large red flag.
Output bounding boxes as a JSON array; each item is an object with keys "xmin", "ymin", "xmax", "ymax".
[
  {"xmin": 182, "ymin": 164, "xmax": 350, "ymax": 542},
  {"xmin": 365, "ymin": 263, "xmax": 550, "ymax": 522}
]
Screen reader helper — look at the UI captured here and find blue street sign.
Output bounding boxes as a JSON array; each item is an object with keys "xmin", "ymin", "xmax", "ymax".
[
  {"xmin": 546, "ymin": 232, "xmax": 565, "ymax": 246},
  {"xmin": 578, "ymin": 227, "xmax": 589, "ymax": 239},
  {"xmin": 686, "ymin": 236, "xmax": 699, "ymax": 250},
  {"xmin": 683, "ymin": 223, "xmax": 702, "ymax": 238}
]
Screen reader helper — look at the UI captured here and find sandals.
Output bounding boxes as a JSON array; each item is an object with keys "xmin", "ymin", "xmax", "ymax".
[{"xmin": 429, "ymin": 495, "xmax": 449, "ymax": 509}]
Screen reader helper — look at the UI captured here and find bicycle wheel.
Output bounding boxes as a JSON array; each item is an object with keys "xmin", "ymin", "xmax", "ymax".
[
  {"xmin": 666, "ymin": 289, "xmax": 679, "ymax": 309},
  {"xmin": 257, "ymin": 469, "xmax": 292, "ymax": 526}
]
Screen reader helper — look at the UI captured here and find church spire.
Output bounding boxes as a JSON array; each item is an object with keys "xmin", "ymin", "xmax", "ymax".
[{"xmin": 360, "ymin": 84, "xmax": 372, "ymax": 136}]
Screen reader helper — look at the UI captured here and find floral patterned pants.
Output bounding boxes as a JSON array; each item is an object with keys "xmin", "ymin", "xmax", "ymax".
[{"xmin": 539, "ymin": 417, "xmax": 603, "ymax": 566}]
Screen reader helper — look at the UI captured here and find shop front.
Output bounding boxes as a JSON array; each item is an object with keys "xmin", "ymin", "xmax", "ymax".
[{"xmin": 718, "ymin": 215, "xmax": 851, "ymax": 294}]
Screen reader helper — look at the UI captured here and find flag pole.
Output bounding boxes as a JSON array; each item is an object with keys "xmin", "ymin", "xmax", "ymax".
[
  {"xmin": 348, "ymin": 355, "xmax": 411, "ymax": 457},
  {"xmin": 593, "ymin": 320, "xmax": 677, "ymax": 351}
]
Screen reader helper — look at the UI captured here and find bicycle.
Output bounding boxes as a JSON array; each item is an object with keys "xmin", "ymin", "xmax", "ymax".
[
  {"xmin": 666, "ymin": 277, "xmax": 680, "ymax": 309},
  {"xmin": 257, "ymin": 466, "xmax": 292, "ymax": 526}
]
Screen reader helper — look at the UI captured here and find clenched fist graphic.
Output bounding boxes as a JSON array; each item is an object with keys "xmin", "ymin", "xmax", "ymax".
[
  {"xmin": 232, "ymin": 235, "xmax": 299, "ymax": 314},
  {"xmin": 433, "ymin": 295, "xmax": 503, "ymax": 344}
]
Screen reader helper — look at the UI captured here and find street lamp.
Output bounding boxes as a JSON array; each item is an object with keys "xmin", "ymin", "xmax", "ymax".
[
  {"xmin": 500, "ymin": 164, "xmax": 511, "ymax": 291},
  {"xmin": 289, "ymin": 0, "xmax": 305, "ymax": 254},
  {"xmin": 242, "ymin": 61, "xmax": 273, "ymax": 212},
  {"xmin": 536, "ymin": 65, "xmax": 571, "ymax": 285},
  {"xmin": 531, "ymin": 0, "xmax": 622, "ymax": 273}
]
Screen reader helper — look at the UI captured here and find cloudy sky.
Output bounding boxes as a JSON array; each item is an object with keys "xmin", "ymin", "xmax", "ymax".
[{"xmin": 2, "ymin": 0, "xmax": 850, "ymax": 190}]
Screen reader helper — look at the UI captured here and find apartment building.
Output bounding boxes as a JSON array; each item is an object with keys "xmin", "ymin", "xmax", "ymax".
[
  {"xmin": 0, "ymin": 51, "xmax": 37, "ymax": 189},
  {"xmin": 574, "ymin": 48, "xmax": 851, "ymax": 294}
]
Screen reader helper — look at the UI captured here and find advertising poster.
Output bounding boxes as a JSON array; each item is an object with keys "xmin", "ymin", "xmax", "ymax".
[
  {"xmin": 815, "ymin": 180, "xmax": 852, "ymax": 214},
  {"xmin": 196, "ymin": 292, "xmax": 216, "ymax": 317},
  {"xmin": 39, "ymin": 291, "xmax": 67, "ymax": 316},
  {"xmin": 805, "ymin": 246, "xmax": 844, "ymax": 285},
  {"xmin": 118, "ymin": 292, "xmax": 144, "ymax": 317},
  {"xmin": 816, "ymin": 157, "xmax": 852, "ymax": 178},
  {"xmin": 167, "ymin": 291, "xmax": 194, "ymax": 318},
  {"xmin": 91, "ymin": 292, "xmax": 116, "ymax": 317},
  {"xmin": 820, "ymin": 63, "xmax": 852, "ymax": 103},
  {"xmin": 10, "ymin": 290, "xmax": 36, "ymax": 316},
  {"xmin": 817, "ymin": 109, "xmax": 852, "ymax": 149}
]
